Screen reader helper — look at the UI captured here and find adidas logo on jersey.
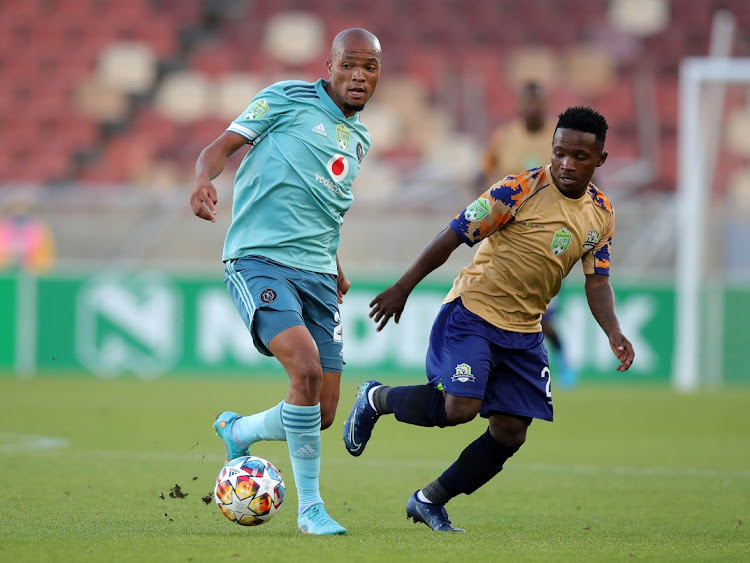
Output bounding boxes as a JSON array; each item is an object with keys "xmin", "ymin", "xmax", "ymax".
[
  {"xmin": 293, "ymin": 444, "xmax": 318, "ymax": 458},
  {"xmin": 312, "ymin": 124, "xmax": 327, "ymax": 136}
]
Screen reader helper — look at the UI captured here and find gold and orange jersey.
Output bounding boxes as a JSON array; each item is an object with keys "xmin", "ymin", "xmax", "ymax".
[
  {"xmin": 446, "ymin": 165, "xmax": 615, "ymax": 333},
  {"xmin": 481, "ymin": 118, "xmax": 557, "ymax": 184}
]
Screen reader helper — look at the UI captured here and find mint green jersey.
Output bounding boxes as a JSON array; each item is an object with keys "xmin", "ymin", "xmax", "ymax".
[{"xmin": 222, "ymin": 79, "xmax": 371, "ymax": 275}]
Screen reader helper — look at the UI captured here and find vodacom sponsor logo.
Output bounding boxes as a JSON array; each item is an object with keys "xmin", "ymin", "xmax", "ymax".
[{"xmin": 327, "ymin": 154, "xmax": 349, "ymax": 182}]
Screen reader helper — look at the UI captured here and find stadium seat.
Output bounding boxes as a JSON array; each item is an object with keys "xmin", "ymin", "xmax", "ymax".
[
  {"xmin": 609, "ymin": 124, "xmax": 640, "ymax": 159},
  {"xmin": 94, "ymin": 41, "xmax": 158, "ymax": 95},
  {"xmin": 134, "ymin": 19, "xmax": 180, "ymax": 58},
  {"xmin": 1, "ymin": 0, "xmax": 743, "ymax": 194},
  {"xmin": 73, "ymin": 79, "xmax": 130, "ymax": 123},
  {"xmin": 592, "ymin": 78, "xmax": 637, "ymax": 123},
  {"xmin": 262, "ymin": 11, "xmax": 326, "ymax": 65},
  {"xmin": 189, "ymin": 117, "xmax": 233, "ymax": 149},
  {"xmin": 153, "ymin": 71, "xmax": 212, "ymax": 123},
  {"xmin": 607, "ymin": 0, "xmax": 669, "ymax": 36},
  {"xmin": 214, "ymin": 73, "xmax": 268, "ymax": 120},
  {"xmin": 189, "ymin": 42, "xmax": 237, "ymax": 78},
  {"xmin": 0, "ymin": 0, "xmax": 40, "ymax": 21},
  {"xmin": 129, "ymin": 109, "xmax": 181, "ymax": 147},
  {"xmin": 505, "ymin": 46, "xmax": 559, "ymax": 88},
  {"xmin": 564, "ymin": 46, "xmax": 617, "ymax": 96},
  {"xmin": 653, "ymin": 79, "xmax": 679, "ymax": 127}
]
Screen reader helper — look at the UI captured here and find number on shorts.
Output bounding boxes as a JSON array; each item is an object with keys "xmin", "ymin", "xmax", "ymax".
[
  {"xmin": 333, "ymin": 323, "xmax": 342, "ymax": 343},
  {"xmin": 541, "ymin": 366, "xmax": 551, "ymax": 398}
]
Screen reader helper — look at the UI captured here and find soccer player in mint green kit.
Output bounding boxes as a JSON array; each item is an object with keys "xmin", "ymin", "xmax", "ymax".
[{"xmin": 190, "ymin": 28, "xmax": 382, "ymax": 536}]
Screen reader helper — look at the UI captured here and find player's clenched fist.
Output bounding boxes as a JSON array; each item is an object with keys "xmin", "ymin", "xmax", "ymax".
[{"xmin": 190, "ymin": 179, "xmax": 218, "ymax": 222}]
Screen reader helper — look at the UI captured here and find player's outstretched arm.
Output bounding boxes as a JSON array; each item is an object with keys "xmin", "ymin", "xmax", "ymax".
[
  {"xmin": 190, "ymin": 131, "xmax": 248, "ymax": 222},
  {"xmin": 369, "ymin": 227, "xmax": 462, "ymax": 331},
  {"xmin": 584, "ymin": 273, "xmax": 635, "ymax": 372}
]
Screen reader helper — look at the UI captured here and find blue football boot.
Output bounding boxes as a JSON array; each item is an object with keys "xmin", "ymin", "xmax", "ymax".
[
  {"xmin": 213, "ymin": 411, "xmax": 248, "ymax": 462},
  {"xmin": 406, "ymin": 491, "xmax": 465, "ymax": 532},
  {"xmin": 343, "ymin": 380, "xmax": 381, "ymax": 457},
  {"xmin": 297, "ymin": 503, "xmax": 346, "ymax": 535}
]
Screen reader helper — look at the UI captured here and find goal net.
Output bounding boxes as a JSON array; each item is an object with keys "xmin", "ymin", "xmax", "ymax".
[{"xmin": 673, "ymin": 57, "xmax": 750, "ymax": 390}]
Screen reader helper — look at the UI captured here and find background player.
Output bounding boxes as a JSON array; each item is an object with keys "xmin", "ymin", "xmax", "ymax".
[
  {"xmin": 480, "ymin": 80, "xmax": 555, "ymax": 186},
  {"xmin": 481, "ymin": 80, "xmax": 577, "ymax": 388},
  {"xmin": 190, "ymin": 28, "xmax": 382, "ymax": 536},
  {"xmin": 343, "ymin": 107, "xmax": 634, "ymax": 532}
]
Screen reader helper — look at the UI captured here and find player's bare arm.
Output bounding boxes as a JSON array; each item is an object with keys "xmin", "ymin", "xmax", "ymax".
[
  {"xmin": 370, "ymin": 227, "xmax": 462, "ymax": 331},
  {"xmin": 584, "ymin": 273, "xmax": 635, "ymax": 372},
  {"xmin": 190, "ymin": 131, "xmax": 248, "ymax": 222},
  {"xmin": 336, "ymin": 254, "xmax": 350, "ymax": 304}
]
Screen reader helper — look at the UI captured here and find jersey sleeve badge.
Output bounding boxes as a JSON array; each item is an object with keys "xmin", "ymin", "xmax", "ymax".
[
  {"xmin": 246, "ymin": 99, "xmax": 269, "ymax": 120},
  {"xmin": 582, "ymin": 229, "xmax": 601, "ymax": 251}
]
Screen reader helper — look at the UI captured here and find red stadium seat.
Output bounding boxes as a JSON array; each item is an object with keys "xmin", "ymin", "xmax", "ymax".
[
  {"xmin": 0, "ymin": 0, "xmax": 728, "ymax": 194},
  {"xmin": 189, "ymin": 42, "xmax": 237, "ymax": 78}
]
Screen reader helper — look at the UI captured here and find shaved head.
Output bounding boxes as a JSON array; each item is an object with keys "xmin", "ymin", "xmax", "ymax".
[
  {"xmin": 330, "ymin": 28, "xmax": 381, "ymax": 62},
  {"xmin": 325, "ymin": 28, "xmax": 382, "ymax": 117}
]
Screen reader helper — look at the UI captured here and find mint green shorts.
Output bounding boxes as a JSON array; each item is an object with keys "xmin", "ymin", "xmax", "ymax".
[{"xmin": 224, "ymin": 255, "xmax": 343, "ymax": 372}]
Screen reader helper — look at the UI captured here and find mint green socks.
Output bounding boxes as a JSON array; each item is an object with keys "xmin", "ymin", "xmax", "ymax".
[
  {"xmin": 281, "ymin": 402, "xmax": 323, "ymax": 514},
  {"xmin": 232, "ymin": 401, "xmax": 286, "ymax": 448}
]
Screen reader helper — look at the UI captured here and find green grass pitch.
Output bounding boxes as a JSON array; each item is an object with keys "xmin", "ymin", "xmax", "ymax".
[{"xmin": 0, "ymin": 376, "xmax": 748, "ymax": 562}]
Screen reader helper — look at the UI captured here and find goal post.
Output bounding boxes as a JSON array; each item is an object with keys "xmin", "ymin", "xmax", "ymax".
[{"xmin": 673, "ymin": 57, "xmax": 750, "ymax": 391}]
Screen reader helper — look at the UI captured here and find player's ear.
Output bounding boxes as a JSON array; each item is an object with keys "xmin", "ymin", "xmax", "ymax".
[
  {"xmin": 326, "ymin": 59, "xmax": 333, "ymax": 75},
  {"xmin": 596, "ymin": 150, "xmax": 608, "ymax": 167}
]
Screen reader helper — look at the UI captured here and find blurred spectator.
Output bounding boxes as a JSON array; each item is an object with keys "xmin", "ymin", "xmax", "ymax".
[
  {"xmin": 480, "ymin": 80, "xmax": 556, "ymax": 186},
  {"xmin": 0, "ymin": 194, "xmax": 56, "ymax": 274}
]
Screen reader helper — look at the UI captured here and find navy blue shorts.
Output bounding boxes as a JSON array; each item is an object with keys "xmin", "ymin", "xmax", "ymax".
[
  {"xmin": 224, "ymin": 255, "xmax": 343, "ymax": 372},
  {"xmin": 425, "ymin": 299, "xmax": 553, "ymax": 421}
]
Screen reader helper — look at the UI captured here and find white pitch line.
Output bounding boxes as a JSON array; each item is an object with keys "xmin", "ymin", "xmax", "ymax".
[
  {"xmin": 326, "ymin": 458, "xmax": 750, "ymax": 479},
  {"xmin": 0, "ymin": 432, "xmax": 69, "ymax": 453},
  {"xmin": 512, "ymin": 462, "xmax": 750, "ymax": 479},
  {"xmin": 4, "ymin": 442, "xmax": 749, "ymax": 480}
]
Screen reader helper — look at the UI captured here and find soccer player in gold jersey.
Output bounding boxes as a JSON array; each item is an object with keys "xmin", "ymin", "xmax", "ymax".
[
  {"xmin": 343, "ymin": 106, "xmax": 635, "ymax": 532},
  {"xmin": 482, "ymin": 80, "xmax": 577, "ymax": 388}
]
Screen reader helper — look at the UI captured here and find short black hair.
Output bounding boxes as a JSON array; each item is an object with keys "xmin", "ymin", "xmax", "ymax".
[{"xmin": 555, "ymin": 106, "xmax": 608, "ymax": 149}]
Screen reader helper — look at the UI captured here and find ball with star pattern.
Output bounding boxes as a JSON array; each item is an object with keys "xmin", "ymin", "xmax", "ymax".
[{"xmin": 214, "ymin": 456, "xmax": 285, "ymax": 526}]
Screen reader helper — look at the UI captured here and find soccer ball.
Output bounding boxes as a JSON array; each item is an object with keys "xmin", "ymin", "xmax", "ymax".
[{"xmin": 214, "ymin": 456, "xmax": 285, "ymax": 526}]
